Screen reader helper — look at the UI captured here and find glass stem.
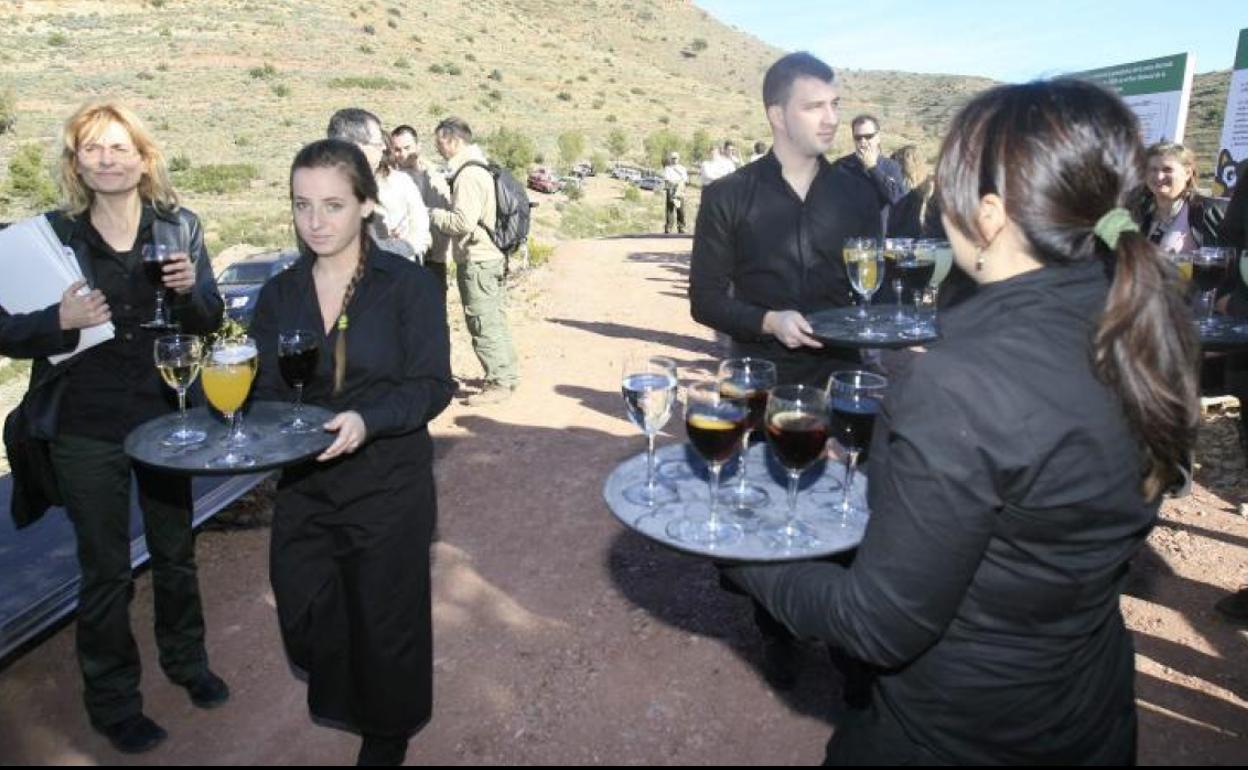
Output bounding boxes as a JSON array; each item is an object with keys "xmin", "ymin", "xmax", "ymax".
[
  {"xmin": 177, "ymin": 388, "xmax": 188, "ymax": 432},
  {"xmin": 229, "ymin": 410, "xmax": 243, "ymax": 445},
  {"xmin": 707, "ymin": 463, "xmax": 722, "ymax": 530},
  {"xmin": 294, "ymin": 382, "xmax": 305, "ymax": 416},
  {"xmin": 154, "ymin": 291, "xmax": 167, "ymax": 324},
  {"xmin": 841, "ymin": 452, "xmax": 860, "ymax": 514},
  {"xmin": 737, "ymin": 433, "xmax": 750, "ymax": 493},
  {"xmin": 785, "ymin": 471, "xmax": 800, "ymax": 532},
  {"xmin": 645, "ymin": 432, "xmax": 657, "ymax": 493}
]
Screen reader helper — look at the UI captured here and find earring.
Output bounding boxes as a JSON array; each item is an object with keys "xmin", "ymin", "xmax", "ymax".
[{"xmin": 975, "ymin": 247, "xmax": 985, "ymax": 272}]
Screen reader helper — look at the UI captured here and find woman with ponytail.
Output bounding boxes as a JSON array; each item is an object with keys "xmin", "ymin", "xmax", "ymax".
[
  {"xmin": 249, "ymin": 139, "xmax": 453, "ymax": 765},
  {"xmin": 724, "ymin": 80, "xmax": 1198, "ymax": 764}
]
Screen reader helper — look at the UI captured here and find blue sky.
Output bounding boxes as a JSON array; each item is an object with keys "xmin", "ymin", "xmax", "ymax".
[{"xmin": 697, "ymin": 1, "xmax": 1246, "ymax": 82}]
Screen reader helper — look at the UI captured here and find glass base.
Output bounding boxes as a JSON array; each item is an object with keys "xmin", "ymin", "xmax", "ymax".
[
  {"xmin": 898, "ymin": 324, "xmax": 934, "ymax": 339},
  {"xmin": 141, "ymin": 319, "xmax": 177, "ymax": 332},
  {"xmin": 280, "ymin": 415, "xmax": 322, "ymax": 434},
  {"xmin": 623, "ymin": 480, "xmax": 679, "ymax": 506},
  {"xmin": 718, "ymin": 480, "xmax": 770, "ymax": 509},
  {"xmin": 666, "ymin": 510, "xmax": 744, "ymax": 548},
  {"xmin": 161, "ymin": 426, "xmax": 207, "ymax": 448},
  {"xmin": 759, "ymin": 518, "xmax": 820, "ymax": 551},
  {"xmin": 206, "ymin": 451, "xmax": 256, "ymax": 469}
]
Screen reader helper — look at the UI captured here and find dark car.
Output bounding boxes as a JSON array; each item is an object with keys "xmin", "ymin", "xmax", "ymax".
[
  {"xmin": 636, "ymin": 174, "xmax": 664, "ymax": 191},
  {"xmin": 217, "ymin": 249, "xmax": 300, "ymax": 327}
]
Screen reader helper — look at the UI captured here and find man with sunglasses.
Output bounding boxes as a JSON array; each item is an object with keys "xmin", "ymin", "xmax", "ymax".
[{"xmin": 834, "ymin": 114, "xmax": 908, "ymax": 235}]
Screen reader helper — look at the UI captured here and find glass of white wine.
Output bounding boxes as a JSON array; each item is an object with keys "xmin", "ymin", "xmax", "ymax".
[
  {"xmin": 621, "ymin": 354, "xmax": 679, "ymax": 506},
  {"xmin": 154, "ymin": 334, "xmax": 207, "ymax": 449},
  {"xmin": 847, "ymin": 244, "xmax": 885, "ymax": 339}
]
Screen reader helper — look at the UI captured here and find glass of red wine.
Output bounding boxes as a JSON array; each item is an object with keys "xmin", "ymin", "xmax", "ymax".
[
  {"xmin": 278, "ymin": 329, "xmax": 321, "ymax": 433},
  {"xmin": 827, "ymin": 370, "xmax": 887, "ymax": 524},
  {"xmin": 716, "ymin": 357, "xmax": 776, "ymax": 524},
  {"xmin": 759, "ymin": 384, "xmax": 829, "ymax": 550},
  {"xmin": 141, "ymin": 243, "xmax": 175, "ymax": 330},
  {"xmin": 666, "ymin": 381, "xmax": 748, "ymax": 548},
  {"xmin": 897, "ymin": 244, "xmax": 937, "ymax": 339}
]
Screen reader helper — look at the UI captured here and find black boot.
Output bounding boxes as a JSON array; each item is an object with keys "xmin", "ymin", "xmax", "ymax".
[{"xmin": 357, "ymin": 734, "xmax": 410, "ymax": 766}]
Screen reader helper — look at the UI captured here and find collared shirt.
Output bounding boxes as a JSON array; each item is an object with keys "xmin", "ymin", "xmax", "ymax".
[{"xmin": 689, "ymin": 151, "xmax": 881, "ymax": 385}]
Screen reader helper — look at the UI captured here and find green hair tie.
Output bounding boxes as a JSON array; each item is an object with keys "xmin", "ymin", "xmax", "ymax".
[{"xmin": 1093, "ymin": 208, "xmax": 1139, "ymax": 249}]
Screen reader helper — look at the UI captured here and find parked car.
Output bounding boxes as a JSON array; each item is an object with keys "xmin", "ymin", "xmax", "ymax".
[
  {"xmin": 216, "ymin": 249, "xmax": 300, "ymax": 327},
  {"xmin": 527, "ymin": 167, "xmax": 562, "ymax": 194},
  {"xmin": 572, "ymin": 161, "xmax": 595, "ymax": 178},
  {"xmin": 636, "ymin": 174, "xmax": 664, "ymax": 191}
]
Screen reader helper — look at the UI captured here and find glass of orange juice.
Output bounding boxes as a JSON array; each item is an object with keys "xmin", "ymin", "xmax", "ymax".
[{"xmin": 203, "ymin": 337, "xmax": 258, "ymax": 468}]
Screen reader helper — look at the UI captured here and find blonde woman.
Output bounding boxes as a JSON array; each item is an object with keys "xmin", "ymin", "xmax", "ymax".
[
  {"xmin": 0, "ymin": 101, "xmax": 224, "ymax": 753},
  {"xmin": 888, "ymin": 144, "xmax": 935, "ymax": 238},
  {"xmin": 1133, "ymin": 142, "xmax": 1226, "ymax": 253}
]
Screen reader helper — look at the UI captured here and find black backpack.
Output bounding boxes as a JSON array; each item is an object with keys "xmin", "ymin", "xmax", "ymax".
[{"xmin": 451, "ymin": 160, "xmax": 531, "ymax": 257}]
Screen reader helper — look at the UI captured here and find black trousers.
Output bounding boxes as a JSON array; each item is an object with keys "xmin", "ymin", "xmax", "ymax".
[
  {"xmin": 270, "ymin": 442, "xmax": 435, "ymax": 738},
  {"xmin": 50, "ymin": 434, "xmax": 209, "ymax": 728},
  {"xmin": 665, "ymin": 195, "xmax": 686, "ymax": 234}
]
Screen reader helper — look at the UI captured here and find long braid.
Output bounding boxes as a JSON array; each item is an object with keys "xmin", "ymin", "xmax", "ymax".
[{"xmin": 333, "ymin": 248, "xmax": 368, "ymax": 395}]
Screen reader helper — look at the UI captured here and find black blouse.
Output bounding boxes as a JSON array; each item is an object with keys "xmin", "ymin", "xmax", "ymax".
[
  {"xmin": 728, "ymin": 260, "xmax": 1153, "ymax": 764},
  {"xmin": 249, "ymin": 246, "xmax": 453, "ymax": 444}
]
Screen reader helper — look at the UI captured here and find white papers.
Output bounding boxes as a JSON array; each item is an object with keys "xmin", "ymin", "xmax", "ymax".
[{"xmin": 0, "ymin": 215, "xmax": 114, "ymax": 364}]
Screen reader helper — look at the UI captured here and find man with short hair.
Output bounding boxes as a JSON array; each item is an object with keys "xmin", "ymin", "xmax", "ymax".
[
  {"xmin": 392, "ymin": 123, "xmax": 452, "ymax": 290},
  {"xmin": 661, "ymin": 151, "xmax": 688, "ymax": 234},
  {"xmin": 429, "ymin": 117, "xmax": 519, "ymax": 405},
  {"xmin": 699, "ymin": 143, "xmax": 736, "ymax": 186},
  {"xmin": 833, "ymin": 114, "xmax": 908, "ymax": 234},
  {"xmin": 327, "ymin": 108, "xmax": 429, "ymax": 263}
]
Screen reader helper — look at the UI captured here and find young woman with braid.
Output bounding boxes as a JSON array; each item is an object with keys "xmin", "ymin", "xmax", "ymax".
[
  {"xmin": 249, "ymin": 139, "xmax": 453, "ymax": 765},
  {"xmin": 724, "ymin": 80, "xmax": 1200, "ymax": 763}
]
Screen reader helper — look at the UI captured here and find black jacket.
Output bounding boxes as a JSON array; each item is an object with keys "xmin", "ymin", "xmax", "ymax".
[
  {"xmin": 1132, "ymin": 189, "xmax": 1227, "ymax": 249},
  {"xmin": 689, "ymin": 151, "xmax": 881, "ymax": 386},
  {"xmin": 1, "ymin": 204, "xmax": 221, "ymax": 525},
  {"xmin": 832, "ymin": 153, "xmax": 909, "ymax": 236},
  {"xmin": 728, "ymin": 261, "xmax": 1151, "ymax": 764}
]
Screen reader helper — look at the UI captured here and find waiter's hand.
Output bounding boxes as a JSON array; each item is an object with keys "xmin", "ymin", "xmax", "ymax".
[
  {"xmin": 763, "ymin": 310, "xmax": 822, "ymax": 349},
  {"xmin": 161, "ymin": 252, "xmax": 196, "ymax": 295},
  {"xmin": 58, "ymin": 280, "xmax": 111, "ymax": 330},
  {"xmin": 319, "ymin": 411, "xmax": 368, "ymax": 461}
]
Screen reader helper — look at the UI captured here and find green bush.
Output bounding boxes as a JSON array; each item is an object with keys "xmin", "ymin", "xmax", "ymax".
[
  {"xmin": 689, "ymin": 129, "xmax": 713, "ymax": 162},
  {"xmin": 690, "ymin": 38, "xmax": 708, "ymax": 52},
  {"xmin": 445, "ymin": 63, "xmax": 462, "ymax": 76},
  {"xmin": 564, "ymin": 183, "xmax": 584, "ymax": 202},
  {"xmin": 358, "ymin": 44, "xmax": 374, "ymax": 54},
  {"xmin": 527, "ymin": 238, "xmax": 555, "ymax": 268},
  {"xmin": 48, "ymin": 32, "xmax": 69, "ymax": 47},
  {"xmin": 6, "ymin": 143, "xmax": 59, "ymax": 208},
  {"xmin": 643, "ymin": 129, "xmax": 685, "ymax": 167},
  {"xmin": 622, "ymin": 185, "xmax": 642, "ymax": 203},
  {"xmin": 207, "ymin": 212, "xmax": 293, "ymax": 253},
  {"xmin": 394, "ymin": 57, "xmax": 409, "ymax": 69},
  {"xmin": 482, "ymin": 127, "xmax": 535, "ymax": 177},
  {"xmin": 557, "ymin": 91, "xmax": 572, "ymax": 102},
  {"xmin": 136, "ymin": 70, "xmax": 155, "ymax": 81},
  {"xmin": 557, "ymin": 131, "xmax": 586, "ymax": 169},
  {"xmin": 590, "ymin": 152, "xmax": 609, "ymax": 174},
  {"xmin": 168, "ymin": 153, "xmax": 192, "ymax": 173},
  {"xmin": 362, "ymin": 24, "xmax": 376, "ymax": 34},
  {"xmin": 248, "ymin": 62, "xmax": 277, "ymax": 79},
  {"xmin": 272, "ymin": 83, "xmax": 291, "ymax": 97},
  {"xmin": 0, "ymin": 88, "xmax": 17, "ymax": 135},
  {"xmin": 172, "ymin": 163, "xmax": 259, "ymax": 195},
  {"xmin": 428, "ymin": 63, "xmax": 445, "ymax": 75},
  {"xmin": 328, "ymin": 76, "xmax": 407, "ymax": 90}
]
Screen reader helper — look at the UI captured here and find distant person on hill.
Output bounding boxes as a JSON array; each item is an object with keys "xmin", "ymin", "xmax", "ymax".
[
  {"xmin": 327, "ymin": 108, "xmax": 430, "ymax": 264},
  {"xmin": 749, "ymin": 140, "xmax": 767, "ymax": 163},
  {"xmin": 392, "ymin": 124, "xmax": 451, "ymax": 290},
  {"xmin": 833, "ymin": 114, "xmax": 908, "ymax": 235},
  {"xmin": 699, "ymin": 143, "xmax": 736, "ymax": 185},
  {"xmin": 0, "ymin": 100, "xmax": 226, "ymax": 754},
  {"xmin": 886, "ymin": 144, "xmax": 935, "ymax": 239},
  {"xmin": 661, "ymin": 151, "xmax": 689, "ymax": 234},
  {"xmin": 429, "ymin": 116, "xmax": 520, "ymax": 405}
]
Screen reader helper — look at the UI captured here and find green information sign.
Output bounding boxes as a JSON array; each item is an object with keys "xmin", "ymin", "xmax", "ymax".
[
  {"xmin": 1076, "ymin": 54, "xmax": 1189, "ymax": 97},
  {"xmin": 1236, "ymin": 27, "xmax": 1248, "ymax": 71}
]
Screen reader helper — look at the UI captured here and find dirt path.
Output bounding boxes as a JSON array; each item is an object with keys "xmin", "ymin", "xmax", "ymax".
[{"xmin": 1, "ymin": 236, "xmax": 1247, "ymax": 764}]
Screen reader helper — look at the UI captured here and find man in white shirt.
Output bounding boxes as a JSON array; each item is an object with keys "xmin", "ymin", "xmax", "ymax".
[
  {"xmin": 699, "ymin": 143, "xmax": 737, "ymax": 186},
  {"xmin": 661, "ymin": 151, "xmax": 689, "ymax": 234}
]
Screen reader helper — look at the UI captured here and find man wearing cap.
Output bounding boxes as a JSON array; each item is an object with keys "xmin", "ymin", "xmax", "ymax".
[{"xmin": 662, "ymin": 151, "xmax": 689, "ymax": 234}]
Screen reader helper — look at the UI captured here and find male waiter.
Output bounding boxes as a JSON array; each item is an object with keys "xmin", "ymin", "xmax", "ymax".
[{"xmin": 690, "ymin": 51, "xmax": 880, "ymax": 388}]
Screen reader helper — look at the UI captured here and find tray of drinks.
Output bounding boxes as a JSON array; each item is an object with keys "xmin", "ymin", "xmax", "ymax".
[
  {"xmin": 125, "ymin": 401, "xmax": 336, "ymax": 475},
  {"xmin": 807, "ymin": 306, "xmax": 938, "ymax": 348},
  {"xmin": 1198, "ymin": 318, "xmax": 1248, "ymax": 351},
  {"xmin": 604, "ymin": 442, "xmax": 869, "ymax": 562}
]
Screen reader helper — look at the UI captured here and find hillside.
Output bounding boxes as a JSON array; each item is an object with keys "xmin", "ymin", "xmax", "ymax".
[{"xmin": 0, "ymin": 0, "xmax": 1236, "ymax": 252}]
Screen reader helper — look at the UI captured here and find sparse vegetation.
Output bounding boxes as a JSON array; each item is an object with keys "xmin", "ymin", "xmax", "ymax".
[
  {"xmin": 483, "ymin": 127, "xmax": 536, "ymax": 176},
  {"xmin": 557, "ymin": 91, "xmax": 572, "ymax": 102},
  {"xmin": 173, "ymin": 163, "xmax": 260, "ymax": 195},
  {"xmin": 169, "ymin": 154, "xmax": 192, "ymax": 173},
  {"xmin": 0, "ymin": 88, "xmax": 17, "ymax": 135},
  {"xmin": 328, "ymin": 76, "xmax": 407, "ymax": 90},
  {"xmin": 248, "ymin": 62, "xmax": 277, "ymax": 79},
  {"xmin": 607, "ymin": 128, "xmax": 629, "ymax": 160},
  {"xmin": 488, "ymin": 68, "xmax": 503, "ymax": 81},
  {"xmin": 208, "ymin": 211, "xmax": 293, "ymax": 253},
  {"xmin": 644, "ymin": 129, "xmax": 685, "ymax": 167},
  {"xmin": 557, "ymin": 131, "xmax": 586, "ymax": 170},
  {"xmin": 272, "ymin": 83, "xmax": 291, "ymax": 97}
]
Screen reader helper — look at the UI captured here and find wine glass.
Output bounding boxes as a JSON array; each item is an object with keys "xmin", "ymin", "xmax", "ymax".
[
  {"xmin": 897, "ymin": 242, "xmax": 937, "ymax": 339},
  {"xmin": 846, "ymin": 243, "xmax": 885, "ymax": 339},
  {"xmin": 154, "ymin": 334, "xmax": 207, "ymax": 448},
  {"xmin": 717, "ymin": 357, "xmax": 777, "ymax": 524},
  {"xmin": 1192, "ymin": 247, "xmax": 1230, "ymax": 333},
  {"xmin": 826, "ymin": 370, "xmax": 887, "ymax": 523},
  {"xmin": 278, "ymin": 330, "xmax": 321, "ymax": 433},
  {"xmin": 666, "ymin": 381, "xmax": 747, "ymax": 548},
  {"xmin": 842, "ymin": 237, "xmax": 875, "ymax": 321},
  {"xmin": 202, "ymin": 337, "xmax": 259, "ymax": 469},
  {"xmin": 883, "ymin": 237, "xmax": 914, "ymax": 325},
  {"xmin": 760, "ymin": 385, "xmax": 829, "ymax": 550},
  {"xmin": 620, "ymin": 354, "xmax": 679, "ymax": 506},
  {"xmin": 141, "ymin": 243, "xmax": 175, "ymax": 330}
]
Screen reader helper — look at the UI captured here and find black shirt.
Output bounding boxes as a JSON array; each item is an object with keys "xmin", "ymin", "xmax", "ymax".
[
  {"xmin": 728, "ymin": 261, "xmax": 1151, "ymax": 764},
  {"xmin": 249, "ymin": 246, "xmax": 453, "ymax": 445},
  {"xmin": 689, "ymin": 152, "xmax": 881, "ymax": 386}
]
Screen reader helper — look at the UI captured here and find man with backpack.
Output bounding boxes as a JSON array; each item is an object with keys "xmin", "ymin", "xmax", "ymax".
[{"xmin": 430, "ymin": 116, "xmax": 519, "ymax": 405}]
